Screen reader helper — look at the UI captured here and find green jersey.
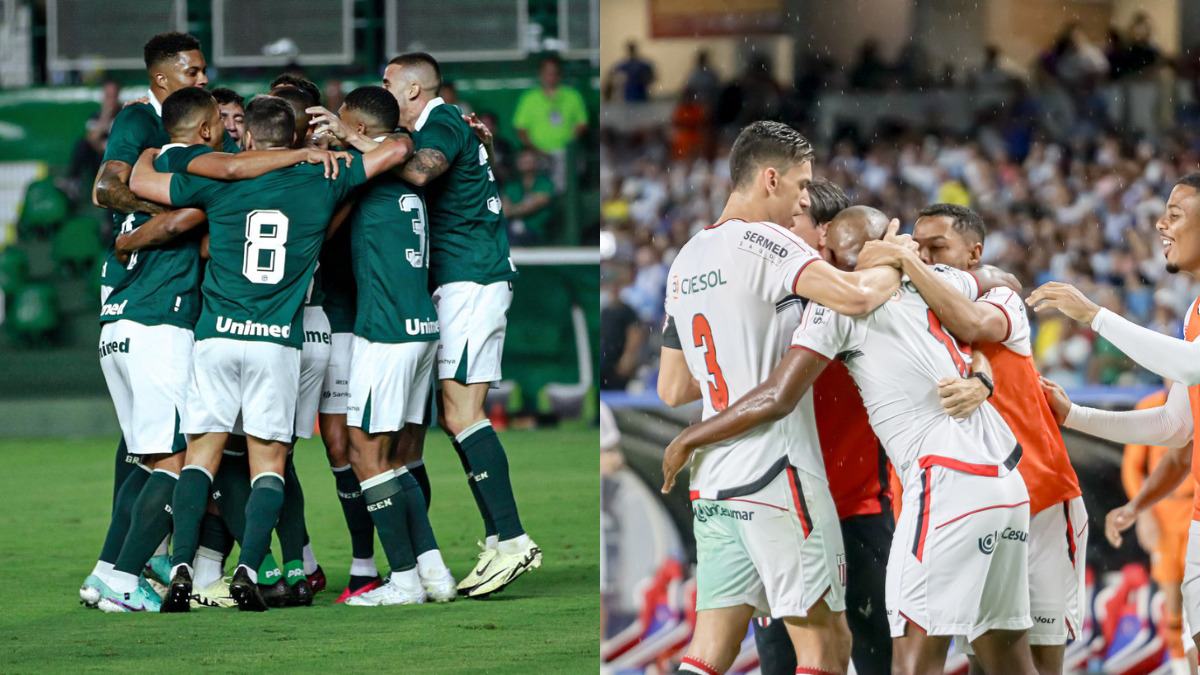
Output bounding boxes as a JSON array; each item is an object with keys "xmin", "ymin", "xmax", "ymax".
[
  {"xmin": 100, "ymin": 99, "xmax": 169, "ymax": 296},
  {"xmin": 411, "ymin": 99, "xmax": 517, "ymax": 288},
  {"xmin": 101, "ymin": 143, "xmax": 210, "ymax": 329},
  {"xmin": 321, "ymin": 222, "xmax": 356, "ymax": 333},
  {"xmin": 169, "ymin": 157, "xmax": 368, "ymax": 348},
  {"xmin": 349, "ymin": 173, "xmax": 437, "ymax": 343},
  {"xmin": 222, "ymin": 131, "xmax": 241, "ymax": 154}
]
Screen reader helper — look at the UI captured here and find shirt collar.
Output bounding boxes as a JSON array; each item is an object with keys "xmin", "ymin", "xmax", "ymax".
[
  {"xmin": 148, "ymin": 89, "xmax": 163, "ymax": 117},
  {"xmin": 160, "ymin": 142, "xmax": 188, "ymax": 151},
  {"xmin": 413, "ymin": 97, "xmax": 444, "ymax": 131}
]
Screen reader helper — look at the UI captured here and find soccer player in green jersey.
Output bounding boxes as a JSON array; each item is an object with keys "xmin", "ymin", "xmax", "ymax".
[
  {"xmin": 212, "ymin": 87, "xmax": 245, "ymax": 147},
  {"xmin": 128, "ymin": 95, "xmax": 412, "ymax": 611},
  {"xmin": 309, "ymin": 52, "xmax": 540, "ymax": 598}
]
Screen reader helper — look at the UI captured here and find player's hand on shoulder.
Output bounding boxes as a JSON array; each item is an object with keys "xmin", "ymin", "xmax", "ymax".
[
  {"xmin": 937, "ymin": 376, "xmax": 989, "ymax": 419},
  {"xmin": 463, "ymin": 113, "xmax": 492, "ymax": 143},
  {"xmin": 302, "ymin": 148, "xmax": 353, "ymax": 179},
  {"xmin": 1038, "ymin": 375, "xmax": 1071, "ymax": 424},
  {"xmin": 123, "ymin": 95, "xmax": 150, "ymax": 108},
  {"xmin": 1105, "ymin": 503, "xmax": 1137, "ymax": 547},
  {"xmin": 1026, "ymin": 281, "xmax": 1100, "ymax": 324},
  {"xmin": 660, "ymin": 435, "xmax": 695, "ymax": 494}
]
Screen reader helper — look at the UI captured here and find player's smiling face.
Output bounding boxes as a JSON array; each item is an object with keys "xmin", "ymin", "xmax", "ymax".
[
  {"xmin": 913, "ymin": 215, "xmax": 977, "ymax": 270},
  {"xmin": 159, "ymin": 50, "xmax": 208, "ymax": 95},
  {"xmin": 218, "ymin": 103, "xmax": 244, "ymax": 141},
  {"xmin": 1157, "ymin": 184, "xmax": 1200, "ymax": 274}
]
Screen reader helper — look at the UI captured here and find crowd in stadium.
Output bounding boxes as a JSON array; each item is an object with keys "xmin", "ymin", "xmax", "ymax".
[{"xmin": 599, "ymin": 18, "xmax": 1200, "ymax": 393}]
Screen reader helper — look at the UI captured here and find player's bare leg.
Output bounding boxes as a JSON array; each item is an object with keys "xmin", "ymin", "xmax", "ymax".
[
  {"xmin": 892, "ymin": 621, "xmax": 952, "ymax": 675},
  {"xmin": 162, "ymin": 431, "xmax": 228, "ymax": 612},
  {"xmin": 1028, "ymin": 644, "xmax": 1064, "ymax": 675},
  {"xmin": 971, "ymin": 629, "xmax": 1036, "ymax": 675},
  {"xmin": 391, "ymin": 423, "xmax": 430, "ymax": 508},
  {"xmin": 783, "ymin": 600, "xmax": 852, "ymax": 674},
  {"xmin": 681, "ymin": 605, "xmax": 756, "ymax": 674}
]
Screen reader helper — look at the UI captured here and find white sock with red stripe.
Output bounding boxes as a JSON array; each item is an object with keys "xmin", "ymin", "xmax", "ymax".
[{"xmin": 678, "ymin": 656, "xmax": 720, "ymax": 674}]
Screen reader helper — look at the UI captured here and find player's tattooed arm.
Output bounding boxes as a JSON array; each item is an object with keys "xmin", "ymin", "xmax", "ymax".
[
  {"xmin": 94, "ymin": 160, "xmax": 166, "ymax": 216},
  {"xmin": 114, "ymin": 208, "xmax": 207, "ymax": 264},
  {"xmin": 661, "ymin": 347, "xmax": 830, "ymax": 493},
  {"xmin": 398, "ymin": 147, "xmax": 449, "ymax": 186}
]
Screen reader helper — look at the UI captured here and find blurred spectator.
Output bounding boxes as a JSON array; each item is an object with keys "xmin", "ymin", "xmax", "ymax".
[
  {"xmin": 513, "ymin": 54, "xmax": 589, "ymax": 188},
  {"xmin": 849, "ymin": 40, "xmax": 889, "ymax": 90},
  {"xmin": 501, "ymin": 148, "xmax": 555, "ymax": 245},
  {"xmin": 600, "ymin": 278, "xmax": 645, "ymax": 391},
  {"xmin": 324, "ymin": 79, "xmax": 345, "ymax": 113},
  {"xmin": 684, "ymin": 50, "xmax": 720, "ymax": 107},
  {"xmin": 477, "ymin": 110, "xmax": 515, "ymax": 184},
  {"xmin": 64, "ymin": 79, "xmax": 120, "ymax": 201},
  {"xmin": 609, "ymin": 41, "xmax": 655, "ymax": 102},
  {"xmin": 211, "ymin": 87, "xmax": 245, "ymax": 147},
  {"xmin": 441, "ymin": 80, "xmax": 472, "ymax": 115},
  {"xmin": 670, "ymin": 86, "xmax": 709, "ymax": 161},
  {"xmin": 970, "ymin": 46, "xmax": 1017, "ymax": 91},
  {"xmin": 1108, "ymin": 12, "xmax": 1162, "ymax": 79}
]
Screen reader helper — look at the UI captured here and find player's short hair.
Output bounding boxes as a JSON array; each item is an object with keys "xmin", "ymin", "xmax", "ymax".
[
  {"xmin": 918, "ymin": 203, "xmax": 987, "ymax": 245},
  {"xmin": 143, "ymin": 31, "xmax": 202, "ymax": 70},
  {"xmin": 244, "ymin": 95, "xmax": 295, "ymax": 148},
  {"xmin": 807, "ymin": 178, "xmax": 850, "ymax": 225},
  {"xmin": 161, "ymin": 86, "xmax": 217, "ymax": 136},
  {"xmin": 343, "ymin": 85, "xmax": 400, "ymax": 132},
  {"xmin": 211, "ymin": 87, "xmax": 244, "ymax": 109},
  {"xmin": 1177, "ymin": 173, "xmax": 1200, "ymax": 192},
  {"xmin": 270, "ymin": 74, "xmax": 322, "ymax": 107},
  {"xmin": 728, "ymin": 121, "xmax": 815, "ymax": 190},
  {"xmin": 388, "ymin": 52, "xmax": 442, "ymax": 95},
  {"xmin": 272, "ymin": 86, "xmax": 314, "ymax": 118}
]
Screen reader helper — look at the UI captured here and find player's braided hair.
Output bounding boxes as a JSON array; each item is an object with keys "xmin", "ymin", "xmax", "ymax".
[
  {"xmin": 729, "ymin": 121, "xmax": 815, "ymax": 190},
  {"xmin": 388, "ymin": 52, "xmax": 442, "ymax": 96},
  {"xmin": 807, "ymin": 178, "xmax": 851, "ymax": 226},
  {"xmin": 211, "ymin": 87, "xmax": 244, "ymax": 109},
  {"xmin": 343, "ymin": 85, "xmax": 400, "ymax": 133},
  {"xmin": 918, "ymin": 203, "xmax": 987, "ymax": 244},
  {"xmin": 143, "ymin": 31, "xmax": 201, "ymax": 70},
  {"xmin": 244, "ymin": 95, "xmax": 296, "ymax": 148},
  {"xmin": 270, "ymin": 74, "xmax": 322, "ymax": 108},
  {"xmin": 161, "ymin": 86, "xmax": 216, "ymax": 136}
]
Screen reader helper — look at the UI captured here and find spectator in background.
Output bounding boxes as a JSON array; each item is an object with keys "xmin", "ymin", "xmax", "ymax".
[
  {"xmin": 210, "ymin": 87, "xmax": 245, "ymax": 147},
  {"xmin": 64, "ymin": 79, "xmax": 121, "ymax": 201},
  {"xmin": 477, "ymin": 110, "xmax": 514, "ymax": 184},
  {"xmin": 610, "ymin": 41, "xmax": 655, "ymax": 102},
  {"xmin": 1109, "ymin": 12, "xmax": 1162, "ymax": 79},
  {"xmin": 849, "ymin": 39, "xmax": 889, "ymax": 90},
  {"xmin": 970, "ymin": 45, "xmax": 1016, "ymax": 91},
  {"xmin": 513, "ymin": 54, "xmax": 589, "ymax": 188},
  {"xmin": 670, "ymin": 86, "xmax": 709, "ymax": 161},
  {"xmin": 502, "ymin": 147, "xmax": 555, "ymax": 245},
  {"xmin": 684, "ymin": 50, "xmax": 719, "ymax": 107},
  {"xmin": 324, "ymin": 79, "xmax": 345, "ymax": 114},
  {"xmin": 600, "ymin": 278, "xmax": 644, "ymax": 391},
  {"xmin": 441, "ymin": 80, "xmax": 472, "ymax": 115}
]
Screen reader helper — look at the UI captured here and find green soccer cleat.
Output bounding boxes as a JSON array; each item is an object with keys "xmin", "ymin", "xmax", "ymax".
[
  {"xmin": 144, "ymin": 554, "xmax": 172, "ymax": 585},
  {"xmin": 97, "ymin": 584, "xmax": 163, "ymax": 613}
]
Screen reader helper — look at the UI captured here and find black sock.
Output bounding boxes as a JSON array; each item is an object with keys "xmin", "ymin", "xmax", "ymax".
[
  {"xmin": 169, "ymin": 466, "xmax": 212, "ymax": 568},
  {"xmin": 451, "ymin": 436, "xmax": 497, "ymax": 539},
  {"xmin": 458, "ymin": 423, "xmax": 523, "ymax": 540},
  {"xmin": 212, "ymin": 453, "xmax": 251, "ymax": 543},
  {"xmin": 276, "ymin": 455, "xmax": 306, "ymax": 567},
  {"xmin": 333, "ymin": 464, "xmax": 375, "ymax": 559},
  {"xmin": 407, "ymin": 460, "xmax": 431, "ymax": 510},
  {"xmin": 98, "ymin": 466, "xmax": 150, "ymax": 564},
  {"xmin": 397, "ymin": 469, "xmax": 437, "ymax": 556},
  {"xmin": 361, "ymin": 472, "xmax": 415, "ymax": 573},
  {"xmin": 239, "ymin": 473, "xmax": 285, "ymax": 573},
  {"xmin": 114, "ymin": 469, "xmax": 178, "ymax": 575},
  {"xmin": 112, "ymin": 438, "xmax": 138, "ymax": 508}
]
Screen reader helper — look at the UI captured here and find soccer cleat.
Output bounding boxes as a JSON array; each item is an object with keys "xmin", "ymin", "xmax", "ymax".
[
  {"xmin": 466, "ymin": 539, "xmax": 542, "ymax": 598},
  {"xmin": 421, "ymin": 567, "xmax": 457, "ymax": 603},
  {"xmin": 98, "ymin": 584, "xmax": 163, "ymax": 613},
  {"xmin": 160, "ymin": 566, "xmax": 193, "ymax": 613},
  {"xmin": 229, "ymin": 567, "xmax": 269, "ymax": 612},
  {"xmin": 344, "ymin": 573, "xmax": 426, "ymax": 607},
  {"xmin": 259, "ymin": 579, "xmax": 289, "ymax": 608},
  {"xmin": 80, "ymin": 574, "xmax": 106, "ymax": 608},
  {"xmin": 455, "ymin": 542, "xmax": 499, "ymax": 595},
  {"xmin": 144, "ymin": 554, "xmax": 172, "ymax": 585},
  {"xmin": 190, "ymin": 578, "xmax": 236, "ymax": 609},
  {"xmin": 285, "ymin": 579, "xmax": 314, "ymax": 607},
  {"xmin": 307, "ymin": 565, "xmax": 326, "ymax": 594},
  {"xmin": 336, "ymin": 575, "xmax": 383, "ymax": 603}
]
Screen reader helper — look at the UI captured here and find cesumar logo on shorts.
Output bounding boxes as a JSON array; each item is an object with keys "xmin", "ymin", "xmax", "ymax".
[
  {"xmin": 978, "ymin": 527, "xmax": 1027, "ymax": 554},
  {"xmin": 692, "ymin": 502, "xmax": 753, "ymax": 523}
]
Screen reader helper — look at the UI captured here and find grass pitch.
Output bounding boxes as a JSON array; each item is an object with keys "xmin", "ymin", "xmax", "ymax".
[{"xmin": 0, "ymin": 428, "xmax": 598, "ymax": 673}]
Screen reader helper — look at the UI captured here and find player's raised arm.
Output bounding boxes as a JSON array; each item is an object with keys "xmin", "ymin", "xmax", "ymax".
[
  {"xmin": 358, "ymin": 136, "xmax": 414, "ymax": 181},
  {"xmin": 94, "ymin": 159, "xmax": 166, "ymax": 216},
  {"xmin": 794, "ymin": 219, "xmax": 908, "ymax": 316},
  {"xmin": 1042, "ymin": 376, "xmax": 1195, "ymax": 448},
  {"xmin": 114, "ymin": 208, "xmax": 207, "ymax": 264}
]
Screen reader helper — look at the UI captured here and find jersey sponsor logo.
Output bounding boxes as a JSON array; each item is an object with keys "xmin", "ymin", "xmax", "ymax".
[
  {"xmin": 741, "ymin": 231, "xmax": 790, "ymax": 258},
  {"xmin": 367, "ymin": 498, "xmax": 393, "ymax": 512},
  {"xmin": 670, "ymin": 270, "xmax": 727, "ymax": 298},
  {"xmin": 405, "ymin": 318, "xmax": 439, "ymax": 336},
  {"xmin": 978, "ymin": 527, "xmax": 1027, "ymax": 554},
  {"xmin": 1033, "ymin": 615, "xmax": 1055, "ymax": 625},
  {"xmin": 692, "ymin": 502, "xmax": 754, "ymax": 523},
  {"xmin": 304, "ymin": 329, "xmax": 331, "ymax": 344},
  {"xmin": 100, "ymin": 299, "xmax": 128, "ymax": 316},
  {"xmin": 98, "ymin": 337, "xmax": 131, "ymax": 358},
  {"xmin": 322, "ymin": 390, "xmax": 350, "ymax": 400},
  {"xmin": 215, "ymin": 315, "xmax": 292, "ymax": 339}
]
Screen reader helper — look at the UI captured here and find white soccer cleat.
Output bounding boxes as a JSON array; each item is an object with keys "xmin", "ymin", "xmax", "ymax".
[
  {"xmin": 420, "ymin": 567, "xmax": 457, "ymax": 603},
  {"xmin": 455, "ymin": 542, "xmax": 498, "ymax": 594},
  {"xmin": 190, "ymin": 577, "xmax": 236, "ymax": 609},
  {"xmin": 79, "ymin": 574, "xmax": 105, "ymax": 608},
  {"xmin": 344, "ymin": 572, "xmax": 426, "ymax": 607},
  {"xmin": 466, "ymin": 537, "xmax": 542, "ymax": 598}
]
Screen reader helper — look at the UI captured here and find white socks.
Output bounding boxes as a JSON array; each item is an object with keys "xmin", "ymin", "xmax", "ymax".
[
  {"xmin": 109, "ymin": 570, "xmax": 139, "ymax": 595},
  {"xmin": 498, "ymin": 534, "xmax": 531, "ymax": 555},
  {"xmin": 350, "ymin": 557, "xmax": 378, "ymax": 578},
  {"xmin": 192, "ymin": 547, "xmax": 225, "ymax": 588},
  {"xmin": 302, "ymin": 543, "xmax": 319, "ymax": 575},
  {"xmin": 417, "ymin": 550, "xmax": 447, "ymax": 576},
  {"xmin": 485, "ymin": 534, "xmax": 499, "ymax": 550}
]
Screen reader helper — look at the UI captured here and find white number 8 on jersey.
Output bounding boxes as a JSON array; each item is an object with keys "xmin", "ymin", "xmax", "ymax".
[{"xmin": 243, "ymin": 209, "xmax": 289, "ymax": 285}]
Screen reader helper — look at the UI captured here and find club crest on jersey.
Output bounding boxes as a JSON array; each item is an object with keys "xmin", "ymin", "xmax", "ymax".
[{"xmin": 889, "ymin": 290, "xmax": 903, "ymax": 302}]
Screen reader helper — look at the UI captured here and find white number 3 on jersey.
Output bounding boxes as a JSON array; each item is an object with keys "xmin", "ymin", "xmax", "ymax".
[{"xmin": 243, "ymin": 210, "xmax": 289, "ymax": 285}]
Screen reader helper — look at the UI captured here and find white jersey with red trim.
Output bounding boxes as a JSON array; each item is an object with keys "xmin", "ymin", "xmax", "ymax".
[
  {"xmin": 790, "ymin": 266, "xmax": 1019, "ymax": 490},
  {"xmin": 978, "ymin": 286, "xmax": 1032, "ymax": 357},
  {"xmin": 664, "ymin": 218, "xmax": 825, "ymax": 498}
]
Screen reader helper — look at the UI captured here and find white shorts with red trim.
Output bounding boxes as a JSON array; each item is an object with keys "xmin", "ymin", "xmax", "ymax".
[
  {"xmin": 691, "ymin": 465, "xmax": 846, "ymax": 618},
  {"xmin": 887, "ymin": 464, "xmax": 1032, "ymax": 641},
  {"xmin": 1181, "ymin": 521, "xmax": 1200, "ymax": 647},
  {"xmin": 1027, "ymin": 495, "xmax": 1088, "ymax": 645}
]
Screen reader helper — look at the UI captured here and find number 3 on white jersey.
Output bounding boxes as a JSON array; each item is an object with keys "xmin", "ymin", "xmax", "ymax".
[
  {"xmin": 399, "ymin": 194, "xmax": 427, "ymax": 269},
  {"xmin": 243, "ymin": 209, "xmax": 288, "ymax": 285}
]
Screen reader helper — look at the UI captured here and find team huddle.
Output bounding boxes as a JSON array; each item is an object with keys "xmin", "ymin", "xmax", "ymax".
[
  {"xmin": 658, "ymin": 121, "xmax": 1200, "ymax": 674},
  {"xmin": 79, "ymin": 31, "xmax": 540, "ymax": 613}
]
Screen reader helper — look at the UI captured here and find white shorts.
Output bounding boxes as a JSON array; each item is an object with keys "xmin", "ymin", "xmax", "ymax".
[
  {"xmin": 184, "ymin": 337, "xmax": 301, "ymax": 443},
  {"xmin": 888, "ymin": 465, "xmax": 1032, "ymax": 642},
  {"xmin": 346, "ymin": 336, "xmax": 437, "ymax": 434},
  {"xmin": 692, "ymin": 464, "xmax": 847, "ymax": 619},
  {"xmin": 432, "ymin": 280, "xmax": 512, "ymax": 386},
  {"xmin": 293, "ymin": 307, "xmax": 332, "ymax": 439},
  {"xmin": 99, "ymin": 320, "xmax": 193, "ymax": 455},
  {"xmin": 1181, "ymin": 521, "xmax": 1200, "ymax": 646},
  {"xmin": 319, "ymin": 332, "xmax": 353, "ymax": 415},
  {"xmin": 1027, "ymin": 496, "xmax": 1088, "ymax": 645}
]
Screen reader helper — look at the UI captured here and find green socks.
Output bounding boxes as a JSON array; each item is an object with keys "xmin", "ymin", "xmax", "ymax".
[
  {"xmin": 169, "ymin": 465, "xmax": 213, "ymax": 569},
  {"xmin": 407, "ymin": 460, "xmax": 431, "ymax": 509},
  {"xmin": 258, "ymin": 553, "xmax": 283, "ymax": 585},
  {"xmin": 276, "ymin": 454, "xmax": 307, "ymax": 571},
  {"xmin": 98, "ymin": 465, "xmax": 150, "ymax": 564},
  {"xmin": 238, "ymin": 473, "xmax": 285, "ymax": 573},
  {"xmin": 112, "ymin": 437, "xmax": 138, "ymax": 507},
  {"xmin": 457, "ymin": 421, "xmax": 523, "ymax": 540},
  {"xmin": 361, "ymin": 472, "xmax": 416, "ymax": 573},
  {"xmin": 333, "ymin": 464, "xmax": 375, "ymax": 559},
  {"xmin": 451, "ymin": 436, "xmax": 497, "ymax": 539},
  {"xmin": 395, "ymin": 468, "xmax": 438, "ymax": 556},
  {"xmin": 114, "ymin": 468, "xmax": 178, "ymax": 575}
]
